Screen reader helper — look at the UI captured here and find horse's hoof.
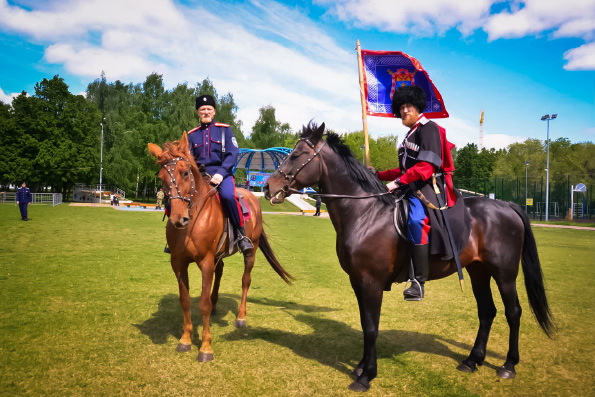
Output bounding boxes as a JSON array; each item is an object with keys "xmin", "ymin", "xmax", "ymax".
[
  {"xmin": 348, "ymin": 380, "xmax": 370, "ymax": 392},
  {"xmin": 351, "ymin": 367, "xmax": 363, "ymax": 380},
  {"xmin": 456, "ymin": 362, "xmax": 475, "ymax": 373},
  {"xmin": 175, "ymin": 343, "xmax": 192, "ymax": 353},
  {"xmin": 197, "ymin": 351, "xmax": 214, "ymax": 362},
  {"xmin": 235, "ymin": 318, "xmax": 246, "ymax": 328},
  {"xmin": 496, "ymin": 366, "xmax": 516, "ymax": 379}
]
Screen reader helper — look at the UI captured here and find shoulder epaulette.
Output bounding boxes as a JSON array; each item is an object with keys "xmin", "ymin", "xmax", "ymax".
[
  {"xmin": 214, "ymin": 122, "xmax": 230, "ymax": 128},
  {"xmin": 187, "ymin": 127, "xmax": 200, "ymax": 135}
]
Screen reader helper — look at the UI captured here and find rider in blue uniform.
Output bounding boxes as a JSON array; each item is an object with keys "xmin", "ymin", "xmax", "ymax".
[
  {"xmin": 16, "ymin": 182, "xmax": 32, "ymax": 221},
  {"xmin": 187, "ymin": 95, "xmax": 253, "ymax": 254}
]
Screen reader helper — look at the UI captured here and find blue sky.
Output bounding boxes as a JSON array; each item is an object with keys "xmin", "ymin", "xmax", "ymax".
[{"xmin": 0, "ymin": 0, "xmax": 593, "ymax": 149}]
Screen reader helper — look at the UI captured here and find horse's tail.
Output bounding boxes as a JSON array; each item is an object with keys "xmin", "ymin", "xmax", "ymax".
[
  {"xmin": 509, "ymin": 203, "xmax": 556, "ymax": 338},
  {"xmin": 258, "ymin": 229, "xmax": 294, "ymax": 285}
]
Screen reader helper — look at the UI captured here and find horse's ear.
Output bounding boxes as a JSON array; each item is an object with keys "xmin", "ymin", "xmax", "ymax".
[
  {"xmin": 179, "ymin": 131, "xmax": 189, "ymax": 155},
  {"xmin": 314, "ymin": 122, "xmax": 325, "ymax": 141},
  {"xmin": 148, "ymin": 143, "xmax": 163, "ymax": 159}
]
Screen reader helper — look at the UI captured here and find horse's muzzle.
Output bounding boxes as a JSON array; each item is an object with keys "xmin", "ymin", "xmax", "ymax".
[
  {"xmin": 264, "ymin": 183, "xmax": 286, "ymax": 205},
  {"xmin": 174, "ymin": 217, "xmax": 189, "ymax": 229}
]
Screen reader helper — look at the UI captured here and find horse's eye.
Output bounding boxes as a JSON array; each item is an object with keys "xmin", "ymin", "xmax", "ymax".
[{"xmin": 183, "ymin": 171, "xmax": 189, "ymax": 177}]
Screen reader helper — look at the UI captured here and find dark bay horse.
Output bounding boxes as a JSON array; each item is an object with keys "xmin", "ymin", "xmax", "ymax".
[
  {"xmin": 264, "ymin": 123, "xmax": 554, "ymax": 392},
  {"xmin": 148, "ymin": 131, "xmax": 292, "ymax": 362}
]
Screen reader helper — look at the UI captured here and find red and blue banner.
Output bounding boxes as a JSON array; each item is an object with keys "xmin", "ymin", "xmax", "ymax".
[{"xmin": 360, "ymin": 50, "xmax": 448, "ymax": 119}]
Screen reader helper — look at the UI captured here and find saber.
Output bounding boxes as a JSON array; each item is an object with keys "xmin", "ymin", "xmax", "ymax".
[{"xmin": 432, "ymin": 175, "xmax": 465, "ymax": 292}]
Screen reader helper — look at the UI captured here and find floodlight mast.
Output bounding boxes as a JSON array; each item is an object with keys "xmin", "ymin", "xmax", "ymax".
[{"xmin": 541, "ymin": 114, "xmax": 557, "ymax": 221}]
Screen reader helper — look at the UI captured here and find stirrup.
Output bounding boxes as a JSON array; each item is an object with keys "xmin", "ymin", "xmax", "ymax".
[
  {"xmin": 237, "ymin": 236, "xmax": 254, "ymax": 254},
  {"xmin": 403, "ymin": 279, "xmax": 424, "ymax": 301}
]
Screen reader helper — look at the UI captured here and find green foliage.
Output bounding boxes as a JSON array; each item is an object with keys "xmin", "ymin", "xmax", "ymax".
[
  {"xmin": 0, "ymin": 76, "xmax": 102, "ymax": 194},
  {"xmin": 337, "ymin": 130, "xmax": 399, "ymax": 171},
  {"xmin": 251, "ymin": 105, "xmax": 297, "ymax": 149},
  {"xmin": 0, "ymin": 204, "xmax": 593, "ymax": 395}
]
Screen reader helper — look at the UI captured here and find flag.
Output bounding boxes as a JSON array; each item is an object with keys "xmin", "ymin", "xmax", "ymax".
[{"xmin": 359, "ymin": 49, "xmax": 448, "ymax": 119}]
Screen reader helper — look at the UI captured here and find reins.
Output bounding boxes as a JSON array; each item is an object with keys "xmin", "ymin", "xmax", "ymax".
[
  {"xmin": 277, "ymin": 137, "xmax": 392, "ymax": 200},
  {"xmin": 284, "ymin": 187, "xmax": 393, "ymax": 200}
]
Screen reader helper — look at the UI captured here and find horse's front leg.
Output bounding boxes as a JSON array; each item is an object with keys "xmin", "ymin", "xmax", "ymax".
[
  {"xmin": 235, "ymin": 250, "xmax": 256, "ymax": 328},
  {"xmin": 172, "ymin": 259, "xmax": 193, "ymax": 353},
  {"xmin": 197, "ymin": 256, "xmax": 216, "ymax": 362},
  {"xmin": 349, "ymin": 275, "xmax": 384, "ymax": 392}
]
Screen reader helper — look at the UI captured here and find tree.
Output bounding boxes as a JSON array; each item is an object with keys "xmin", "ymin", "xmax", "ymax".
[{"xmin": 251, "ymin": 105, "xmax": 295, "ymax": 149}]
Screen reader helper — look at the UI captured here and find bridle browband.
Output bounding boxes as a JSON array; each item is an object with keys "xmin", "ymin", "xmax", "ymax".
[
  {"xmin": 277, "ymin": 137, "xmax": 392, "ymax": 200},
  {"xmin": 163, "ymin": 157, "xmax": 196, "ymax": 209}
]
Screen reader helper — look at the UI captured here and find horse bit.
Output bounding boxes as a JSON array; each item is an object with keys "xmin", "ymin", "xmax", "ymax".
[{"xmin": 163, "ymin": 157, "xmax": 196, "ymax": 209}]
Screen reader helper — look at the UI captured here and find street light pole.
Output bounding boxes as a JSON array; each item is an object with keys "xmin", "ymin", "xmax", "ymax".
[
  {"xmin": 541, "ymin": 114, "xmax": 557, "ymax": 221},
  {"xmin": 99, "ymin": 118, "xmax": 104, "ymax": 204},
  {"xmin": 525, "ymin": 160, "xmax": 529, "ymax": 212}
]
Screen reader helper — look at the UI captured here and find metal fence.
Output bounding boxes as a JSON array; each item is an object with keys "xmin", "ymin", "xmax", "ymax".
[
  {"xmin": 453, "ymin": 175, "xmax": 594, "ymax": 220},
  {"xmin": 1, "ymin": 192, "xmax": 63, "ymax": 206}
]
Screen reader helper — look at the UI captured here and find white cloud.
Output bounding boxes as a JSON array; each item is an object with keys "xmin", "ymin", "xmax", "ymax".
[
  {"xmin": 563, "ymin": 42, "xmax": 595, "ymax": 70},
  {"xmin": 316, "ymin": 0, "xmax": 492, "ymax": 36},
  {"xmin": 484, "ymin": 0, "xmax": 595, "ymax": 41},
  {"xmin": 0, "ymin": 86, "xmax": 20, "ymax": 105},
  {"xmin": 316, "ymin": 0, "xmax": 595, "ymax": 71}
]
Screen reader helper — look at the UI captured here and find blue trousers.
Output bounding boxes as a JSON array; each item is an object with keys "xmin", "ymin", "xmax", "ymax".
[
  {"xmin": 19, "ymin": 203, "xmax": 28, "ymax": 220},
  {"xmin": 407, "ymin": 194, "xmax": 430, "ymax": 245},
  {"xmin": 218, "ymin": 176, "xmax": 243, "ymax": 228}
]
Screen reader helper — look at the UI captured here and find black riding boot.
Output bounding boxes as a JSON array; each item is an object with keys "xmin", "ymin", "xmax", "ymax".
[
  {"xmin": 236, "ymin": 226, "xmax": 254, "ymax": 254},
  {"xmin": 403, "ymin": 244, "xmax": 430, "ymax": 301}
]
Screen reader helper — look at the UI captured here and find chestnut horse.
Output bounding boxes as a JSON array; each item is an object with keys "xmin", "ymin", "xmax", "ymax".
[
  {"xmin": 264, "ymin": 123, "xmax": 554, "ymax": 392},
  {"xmin": 148, "ymin": 132, "xmax": 292, "ymax": 362}
]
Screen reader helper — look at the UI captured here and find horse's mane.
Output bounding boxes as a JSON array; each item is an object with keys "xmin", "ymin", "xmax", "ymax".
[
  {"xmin": 300, "ymin": 124, "xmax": 394, "ymax": 207},
  {"xmin": 157, "ymin": 140, "xmax": 209, "ymax": 179}
]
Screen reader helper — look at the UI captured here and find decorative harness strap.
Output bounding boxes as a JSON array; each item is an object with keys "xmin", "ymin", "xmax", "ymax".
[
  {"xmin": 164, "ymin": 157, "xmax": 196, "ymax": 208},
  {"xmin": 277, "ymin": 137, "xmax": 325, "ymax": 186}
]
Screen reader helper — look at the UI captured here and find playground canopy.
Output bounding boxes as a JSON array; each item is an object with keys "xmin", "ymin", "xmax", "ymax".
[{"xmin": 234, "ymin": 147, "xmax": 292, "ymax": 172}]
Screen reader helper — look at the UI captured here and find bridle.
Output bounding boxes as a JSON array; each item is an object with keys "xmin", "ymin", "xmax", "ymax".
[
  {"xmin": 277, "ymin": 137, "xmax": 326, "ymax": 188},
  {"xmin": 276, "ymin": 137, "xmax": 392, "ymax": 200},
  {"xmin": 163, "ymin": 157, "xmax": 195, "ymax": 209}
]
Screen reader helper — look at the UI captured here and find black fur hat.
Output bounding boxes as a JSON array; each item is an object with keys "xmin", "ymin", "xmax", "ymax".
[
  {"xmin": 391, "ymin": 85, "xmax": 427, "ymax": 118},
  {"xmin": 196, "ymin": 94, "xmax": 217, "ymax": 110}
]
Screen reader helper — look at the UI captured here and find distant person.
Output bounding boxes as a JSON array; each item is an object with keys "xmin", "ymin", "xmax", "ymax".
[
  {"xmin": 113, "ymin": 195, "xmax": 119, "ymax": 206},
  {"xmin": 16, "ymin": 182, "xmax": 31, "ymax": 221},
  {"xmin": 156, "ymin": 188, "xmax": 165, "ymax": 210},
  {"xmin": 314, "ymin": 196, "xmax": 322, "ymax": 216}
]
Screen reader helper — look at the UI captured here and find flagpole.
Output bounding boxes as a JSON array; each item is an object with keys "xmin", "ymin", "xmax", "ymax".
[{"xmin": 356, "ymin": 39, "xmax": 370, "ymax": 166}]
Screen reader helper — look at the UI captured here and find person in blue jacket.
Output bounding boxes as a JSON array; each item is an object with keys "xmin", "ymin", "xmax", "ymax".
[
  {"xmin": 187, "ymin": 95, "xmax": 253, "ymax": 254},
  {"xmin": 16, "ymin": 182, "xmax": 31, "ymax": 221}
]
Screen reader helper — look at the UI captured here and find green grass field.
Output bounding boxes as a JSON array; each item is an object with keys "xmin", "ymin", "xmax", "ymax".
[{"xmin": 0, "ymin": 203, "xmax": 593, "ymax": 396}]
